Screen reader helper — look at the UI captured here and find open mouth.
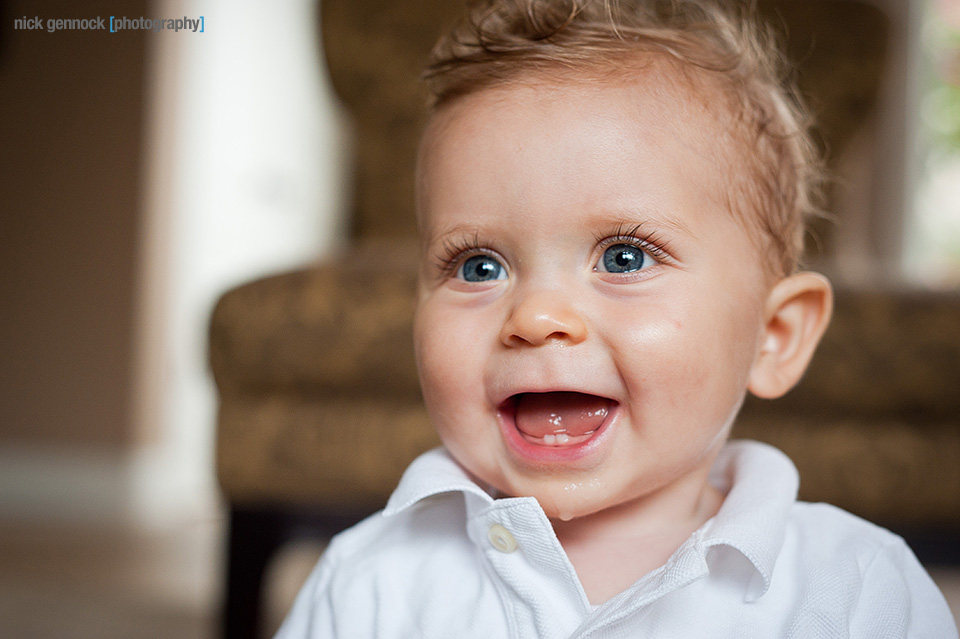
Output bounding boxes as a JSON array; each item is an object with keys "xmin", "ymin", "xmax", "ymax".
[{"xmin": 499, "ymin": 391, "xmax": 615, "ymax": 448}]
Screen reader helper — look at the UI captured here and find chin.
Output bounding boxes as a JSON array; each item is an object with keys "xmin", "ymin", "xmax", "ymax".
[{"xmin": 502, "ymin": 476, "xmax": 614, "ymax": 523}]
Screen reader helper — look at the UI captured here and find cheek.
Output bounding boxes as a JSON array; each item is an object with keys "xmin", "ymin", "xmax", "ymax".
[
  {"xmin": 607, "ymin": 291, "xmax": 762, "ymax": 412},
  {"xmin": 414, "ymin": 300, "xmax": 490, "ymax": 413},
  {"xmin": 414, "ymin": 300, "xmax": 504, "ymax": 475},
  {"xmin": 414, "ymin": 306, "xmax": 456, "ymax": 402}
]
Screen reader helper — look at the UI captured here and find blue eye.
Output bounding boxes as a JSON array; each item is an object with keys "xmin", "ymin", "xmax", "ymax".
[
  {"xmin": 599, "ymin": 243, "xmax": 650, "ymax": 273},
  {"xmin": 458, "ymin": 255, "xmax": 506, "ymax": 282}
]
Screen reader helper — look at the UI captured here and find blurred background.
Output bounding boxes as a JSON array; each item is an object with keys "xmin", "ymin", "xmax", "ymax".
[
  {"xmin": 1, "ymin": 0, "xmax": 958, "ymax": 637},
  {"xmin": 1, "ymin": 0, "xmax": 347, "ymax": 636}
]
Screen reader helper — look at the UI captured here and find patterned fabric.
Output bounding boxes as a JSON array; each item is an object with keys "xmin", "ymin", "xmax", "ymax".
[{"xmin": 211, "ymin": 252, "xmax": 960, "ymax": 528}]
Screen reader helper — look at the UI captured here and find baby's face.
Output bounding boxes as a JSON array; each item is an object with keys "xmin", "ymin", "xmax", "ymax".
[{"xmin": 414, "ymin": 75, "xmax": 772, "ymax": 521}]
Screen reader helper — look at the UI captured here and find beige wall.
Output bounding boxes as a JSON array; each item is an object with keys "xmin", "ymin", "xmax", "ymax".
[{"xmin": 0, "ymin": 0, "xmax": 148, "ymax": 449}]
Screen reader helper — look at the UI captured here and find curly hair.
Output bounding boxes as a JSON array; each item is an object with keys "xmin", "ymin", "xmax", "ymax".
[{"xmin": 422, "ymin": 0, "xmax": 825, "ymax": 276}]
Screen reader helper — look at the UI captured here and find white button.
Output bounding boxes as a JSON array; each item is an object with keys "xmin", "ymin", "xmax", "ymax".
[{"xmin": 487, "ymin": 524, "xmax": 518, "ymax": 553}]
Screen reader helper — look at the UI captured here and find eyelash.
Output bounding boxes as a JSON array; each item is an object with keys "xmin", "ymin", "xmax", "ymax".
[
  {"xmin": 433, "ymin": 223, "xmax": 673, "ymax": 278},
  {"xmin": 434, "ymin": 234, "xmax": 498, "ymax": 278},
  {"xmin": 594, "ymin": 223, "xmax": 672, "ymax": 266}
]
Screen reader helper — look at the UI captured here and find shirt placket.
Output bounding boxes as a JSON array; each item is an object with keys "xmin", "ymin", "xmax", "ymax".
[{"xmin": 467, "ymin": 496, "xmax": 593, "ymax": 638}]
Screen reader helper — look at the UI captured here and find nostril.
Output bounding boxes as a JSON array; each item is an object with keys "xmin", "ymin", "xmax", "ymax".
[
  {"xmin": 501, "ymin": 318, "xmax": 587, "ymax": 347},
  {"xmin": 502, "ymin": 333, "xmax": 529, "ymax": 347},
  {"xmin": 500, "ymin": 293, "xmax": 588, "ymax": 347}
]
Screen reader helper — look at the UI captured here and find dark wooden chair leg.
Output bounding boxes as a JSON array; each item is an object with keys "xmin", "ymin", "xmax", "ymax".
[{"xmin": 223, "ymin": 506, "xmax": 288, "ymax": 639}]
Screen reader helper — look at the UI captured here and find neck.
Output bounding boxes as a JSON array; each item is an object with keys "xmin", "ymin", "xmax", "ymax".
[{"xmin": 550, "ymin": 466, "xmax": 724, "ymax": 605}]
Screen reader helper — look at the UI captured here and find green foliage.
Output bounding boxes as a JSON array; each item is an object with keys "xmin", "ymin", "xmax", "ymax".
[{"xmin": 925, "ymin": 20, "xmax": 960, "ymax": 150}]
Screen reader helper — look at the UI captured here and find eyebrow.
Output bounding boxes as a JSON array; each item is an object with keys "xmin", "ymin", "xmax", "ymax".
[
  {"xmin": 423, "ymin": 223, "xmax": 485, "ymax": 248},
  {"xmin": 590, "ymin": 209, "xmax": 699, "ymax": 242},
  {"xmin": 422, "ymin": 207, "xmax": 699, "ymax": 248}
]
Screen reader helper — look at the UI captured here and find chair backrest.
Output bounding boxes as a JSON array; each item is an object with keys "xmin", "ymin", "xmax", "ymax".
[
  {"xmin": 320, "ymin": 0, "xmax": 462, "ymax": 240},
  {"xmin": 319, "ymin": 0, "xmax": 889, "ymax": 257}
]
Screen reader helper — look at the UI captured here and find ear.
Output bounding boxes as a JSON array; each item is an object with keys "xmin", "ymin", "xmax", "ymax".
[{"xmin": 747, "ymin": 272, "xmax": 833, "ymax": 399}]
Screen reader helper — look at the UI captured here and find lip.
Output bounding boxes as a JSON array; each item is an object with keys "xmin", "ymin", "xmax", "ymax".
[{"xmin": 496, "ymin": 392, "xmax": 618, "ymax": 465}]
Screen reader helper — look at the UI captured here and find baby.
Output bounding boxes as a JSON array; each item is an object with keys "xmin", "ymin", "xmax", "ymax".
[{"xmin": 278, "ymin": 0, "xmax": 957, "ymax": 636}]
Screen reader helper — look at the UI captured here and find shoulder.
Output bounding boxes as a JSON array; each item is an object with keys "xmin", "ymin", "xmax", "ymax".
[
  {"xmin": 778, "ymin": 503, "xmax": 957, "ymax": 638},
  {"xmin": 781, "ymin": 502, "xmax": 919, "ymax": 595},
  {"xmin": 276, "ymin": 490, "xmax": 505, "ymax": 638},
  {"xmin": 788, "ymin": 501, "xmax": 904, "ymax": 558}
]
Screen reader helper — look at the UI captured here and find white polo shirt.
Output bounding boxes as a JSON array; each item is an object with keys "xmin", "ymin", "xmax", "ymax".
[{"xmin": 276, "ymin": 440, "xmax": 957, "ymax": 638}]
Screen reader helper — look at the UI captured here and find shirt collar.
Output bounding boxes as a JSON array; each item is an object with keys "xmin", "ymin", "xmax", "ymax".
[
  {"xmin": 383, "ymin": 441, "xmax": 798, "ymax": 601},
  {"xmin": 383, "ymin": 447, "xmax": 494, "ymax": 516},
  {"xmin": 701, "ymin": 440, "xmax": 799, "ymax": 601}
]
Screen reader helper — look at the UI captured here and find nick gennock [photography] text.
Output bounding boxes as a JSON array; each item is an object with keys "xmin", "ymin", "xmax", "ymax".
[{"xmin": 13, "ymin": 15, "xmax": 205, "ymax": 33}]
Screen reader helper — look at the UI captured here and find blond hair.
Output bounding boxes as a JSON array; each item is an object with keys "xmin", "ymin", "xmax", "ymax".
[{"xmin": 423, "ymin": 0, "xmax": 824, "ymax": 275}]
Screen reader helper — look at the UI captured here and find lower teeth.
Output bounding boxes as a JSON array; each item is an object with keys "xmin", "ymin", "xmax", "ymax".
[{"xmin": 538, "ymin": 431, "xmax": 594, "ymax": 446}]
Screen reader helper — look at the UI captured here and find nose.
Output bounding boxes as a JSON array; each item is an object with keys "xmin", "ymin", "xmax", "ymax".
[{"xmin": 500, "ymin": 290, "xmax": 588, "ymax": 347}]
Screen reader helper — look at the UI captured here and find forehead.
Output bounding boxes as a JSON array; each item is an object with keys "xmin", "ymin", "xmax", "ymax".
[{"xmin": 416, "ymin": 69, "xmax": 742, "ymax": 240}]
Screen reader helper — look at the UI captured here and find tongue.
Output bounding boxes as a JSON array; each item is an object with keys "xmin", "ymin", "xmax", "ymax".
[{"xmin": 514, "ymin": 392, "xmax": 610, "ymax": 438}]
